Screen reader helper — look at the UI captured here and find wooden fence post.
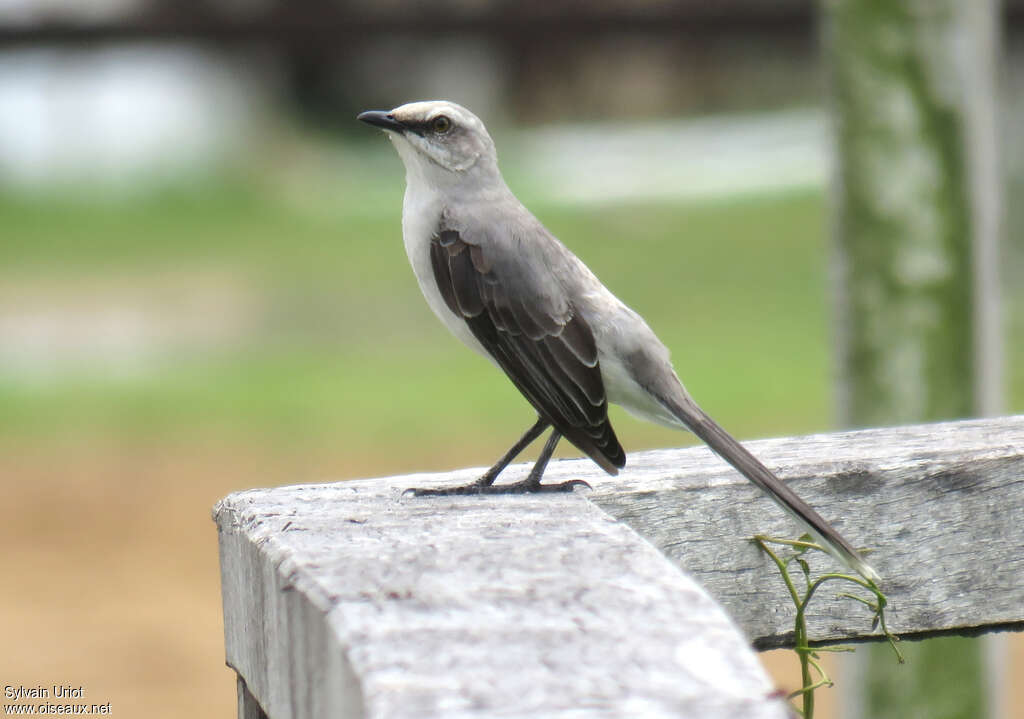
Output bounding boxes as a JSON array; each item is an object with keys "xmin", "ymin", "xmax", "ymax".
[
  {"xmin": 824, "ymin": 0, "xmax": 1004, "ymax": 716},
  {"xmin": 214, "ymin": 417, "xmax": 1024, "ymax": 718}
]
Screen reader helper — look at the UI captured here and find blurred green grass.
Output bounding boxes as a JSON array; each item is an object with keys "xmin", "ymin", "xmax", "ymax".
[{"xmin": 1, "ymin": 176, "xmax": 1018, "ymax": 475}]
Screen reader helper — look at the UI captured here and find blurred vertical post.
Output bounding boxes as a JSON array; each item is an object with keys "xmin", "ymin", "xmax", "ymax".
[{"xmin": 824, "ymin": 1, "xmax": 1003, "ymax": 718}]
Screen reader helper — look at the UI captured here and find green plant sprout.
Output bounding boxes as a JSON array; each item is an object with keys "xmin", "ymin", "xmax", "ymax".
[{"xmin": 753, "ymin": 534, "xmax": 903, "ymax": 718}]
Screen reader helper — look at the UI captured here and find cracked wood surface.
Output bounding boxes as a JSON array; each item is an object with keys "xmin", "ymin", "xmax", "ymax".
[
  {"xmin": 216, "ymin": 486, "xmax": 787, "ymax": 719},
  {"xmin": 215, "ymin": 414, "xmax": 1024, "ymax": 718}
]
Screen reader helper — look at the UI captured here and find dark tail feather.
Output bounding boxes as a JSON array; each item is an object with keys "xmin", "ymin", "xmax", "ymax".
[{"xmin": 668, "ymin": 398, "xmax": 879, "ymax": 583}]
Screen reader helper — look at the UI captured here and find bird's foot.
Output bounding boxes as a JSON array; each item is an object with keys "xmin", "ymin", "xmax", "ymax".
[{"xmin": 404, "ymin": 478, "xmax": 591, "ymax": 497}]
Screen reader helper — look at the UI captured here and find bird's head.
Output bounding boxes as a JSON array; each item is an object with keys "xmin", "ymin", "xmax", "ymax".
[{"xmin": 357, "ymin": 100, "xmax": 499, "ymax": 186}]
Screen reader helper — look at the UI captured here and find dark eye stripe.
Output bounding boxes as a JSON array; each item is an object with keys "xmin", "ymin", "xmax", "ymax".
[
  {"xmin": 399, "ymin": 120, "xmax": 430, "ymax": 136},
  {"xmin": 399, "ymin": 117, "xmax": 454, "ymax": 136}
]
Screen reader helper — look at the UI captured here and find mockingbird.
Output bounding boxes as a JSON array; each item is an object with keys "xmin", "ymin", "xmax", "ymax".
[{"xmin": 358, "ymin": 100, "xmax": 878, "ymax": 582}]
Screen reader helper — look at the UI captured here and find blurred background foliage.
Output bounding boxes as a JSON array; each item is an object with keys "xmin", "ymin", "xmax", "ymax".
[{"xmin": 1, "ymin": 1, "xmax": 1022, "ymax": 718}]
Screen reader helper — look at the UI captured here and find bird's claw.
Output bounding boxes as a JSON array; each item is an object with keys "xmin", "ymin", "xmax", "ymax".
[
  {"xmin": 403, "ymin": 478, "xmax": 591, "ymax": 496},
  {"xmin": 402, "ymin": 485, "xmax": 482, "ymax": 497},
  {"xmin": 529, "ymin": 479, "xmax": 592, "ymax": 493}
]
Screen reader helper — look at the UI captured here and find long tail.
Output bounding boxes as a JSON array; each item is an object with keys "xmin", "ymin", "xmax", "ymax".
[{"xmin": 666, "ymin": 396, "xmax": 880, "ymax": 584}]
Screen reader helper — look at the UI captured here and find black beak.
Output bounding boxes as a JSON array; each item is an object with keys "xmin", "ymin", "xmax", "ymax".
[{"xmin": 357, "ymin": 110, "xmax": 405, "ymax": 133}]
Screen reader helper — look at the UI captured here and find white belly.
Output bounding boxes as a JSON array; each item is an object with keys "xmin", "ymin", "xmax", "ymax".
[{"xmin": 402, "ymin": 187, "xmax": 493, "ymax": 362}]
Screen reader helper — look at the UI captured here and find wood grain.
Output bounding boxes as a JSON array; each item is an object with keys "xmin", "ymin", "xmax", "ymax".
[
  {"xmin": 579, "ymin": 415, "xmax": 1024, "ymax": 647},
  {"xmin": 216, "ymin": 482, "xmax": 789, "ymax": 718},
  {"xmin": 214, "ymin": 414, "xmax": 1024, "ymax": 717}
]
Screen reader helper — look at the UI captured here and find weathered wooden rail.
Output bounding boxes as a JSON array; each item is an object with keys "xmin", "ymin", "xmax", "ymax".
[{"xmin": 214, "ymin": 415, "xmax": 1024, "ymax": 719}]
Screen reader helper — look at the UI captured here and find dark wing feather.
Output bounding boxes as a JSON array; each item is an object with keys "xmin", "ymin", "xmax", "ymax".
[{"xmin": 430, "ymin": 228, "xmax": 625, "ymax": 474}]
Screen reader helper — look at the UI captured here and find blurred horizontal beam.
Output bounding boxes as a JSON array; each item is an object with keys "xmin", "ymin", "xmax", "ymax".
[
  {"xmin": 0, "ymin": 7, "xmax": 820, "ymax": 48},
  {"xmin": 6, "ymin": 6, "xmax": 1024, "ymax": 50}
]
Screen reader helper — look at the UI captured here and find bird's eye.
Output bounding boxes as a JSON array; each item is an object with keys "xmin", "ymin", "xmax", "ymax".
[{"xmin": 432, "ymin": 115, "xmax": 452, "ymax": 134}]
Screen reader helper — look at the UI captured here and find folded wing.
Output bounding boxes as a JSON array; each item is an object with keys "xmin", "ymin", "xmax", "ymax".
[{"xmin": 429, "ymin": 226, "xmax": 625, "ymax": 474}]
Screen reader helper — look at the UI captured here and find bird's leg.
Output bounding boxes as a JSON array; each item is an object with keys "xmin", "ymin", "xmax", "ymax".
[
  {"xmin": 404, "ymin": 417, "xmax": 547, "ymax": 496},
  {"xmin": 500, "ymin": 428, "xmax": 591, "ymax": 493},
  {"xmin": 472, "ymin": 416, "xmax": 550, "ymax": 487},
  {"xmin": 405, "ymin": 420, "xmax": 589, "ymax": 496}
]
